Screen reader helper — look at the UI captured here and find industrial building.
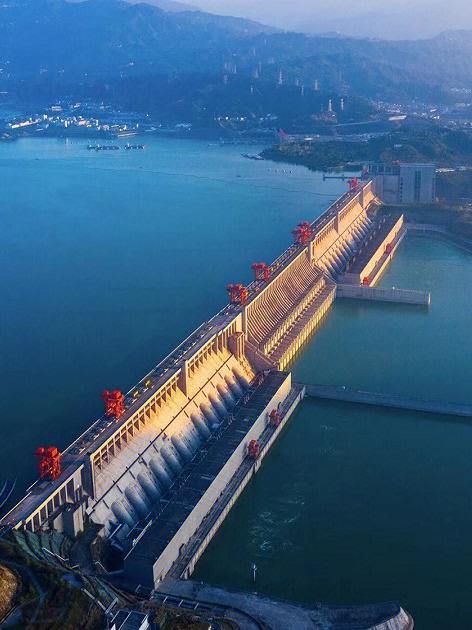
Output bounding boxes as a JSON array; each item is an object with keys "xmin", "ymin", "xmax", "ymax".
[{"xmin": 368, "ymin": 162, "xmax": 436, "ymax": 204}]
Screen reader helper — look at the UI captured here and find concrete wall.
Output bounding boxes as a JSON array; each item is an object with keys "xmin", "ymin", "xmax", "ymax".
[
  {"xmin": 311, "ymin": 218, "xmax": 339, "ymax": 261},
  {"xmin": 309, "ymin": 183, "xmax": 374, "ymax": 263},
  {"xmin": 244, "ymin": 180, "xmax": 376, "ymax": 372},
  {"xmin": 368, "ymin": 225, "xmax": 406, "ymax": 287},
  {"xmin": 274, "ymin": 285, "xmax": 336, "ymax": 370},
  {"xmin": 310, "ymin": 203, "xmax": 365, "ymax": 262},
  {"xmin": 372, "ymin": 164, "xmax": 435, "ymax": 205},
  {"xmin": 337, "ymin": 284, "xmax": 431, "ymax": 306},
  {"xmin": 244, "ymin": 249, "xmax": 308, "ymax": 326},
  {"xmin": 356, "ymin": 216, "xmax": 405, "ymax": 285},
  {"xmin": 88, "ymin": 314, "xmax": 244, "ymax": 488},
  {"xmin": 316, "ymin": 212, "xmax": 373, "ymax": 279},
  {"xmin": 18, "ymin": 466, "xmax": 85, "ymax": 533},
  {"xmin": 399, "ymin": 164, "xmax": 435, "ymax": 204},
  {"xmin": 245, "ymin": 340, "xmax": 276, "ymax": 371},
  {"xmin": 373, "ymin": 174, "xmax": 399, "ymax": 205},
  {"xmin": 362, "ymin": 181, "xmax": 376, "ymax": 207}
]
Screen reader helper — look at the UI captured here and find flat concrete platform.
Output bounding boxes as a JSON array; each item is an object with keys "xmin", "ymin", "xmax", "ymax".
[
  {"xmin": 156, "ymin": 580, "xmax": 414, "ymax": 630},
  {"xmin": 303, "ymin": 383, "xmax": 472, "ymax": 418}
]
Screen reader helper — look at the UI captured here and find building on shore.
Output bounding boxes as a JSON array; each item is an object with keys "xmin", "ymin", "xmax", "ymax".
[{"xmin": 368, "ymin": 162, "xmax": 436, "ymax": 204}]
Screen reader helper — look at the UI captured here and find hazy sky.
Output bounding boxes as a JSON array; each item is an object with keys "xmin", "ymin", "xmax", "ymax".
[{"xmin": 184, "ymin": 0, "xmax": 472, "ymax": 39}]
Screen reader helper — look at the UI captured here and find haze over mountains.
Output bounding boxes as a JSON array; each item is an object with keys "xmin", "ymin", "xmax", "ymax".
[
  {"xmin": 122, "ymin": 0, "xmax": 197, "ymax": 11},
  {"xmin": 2, "ymin": 0, "xmax": 472, "ymax": 123},
  {"xmin": 182, "ymin": 0, "xmax": 472, "ymax": 40},
  {"xmin": 68, "ymin": 0, "xmax": 472, "ymax": 39}
]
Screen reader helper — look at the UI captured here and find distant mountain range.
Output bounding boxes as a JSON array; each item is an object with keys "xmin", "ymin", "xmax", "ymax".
[
  {"xmin": 0, "ymin": 0, "xmax": 274, "ymax": 77},
  {"xmin": 181, "ymin": 0, "xmax": 472, "ymax": 41},
  {"xmin": 2, "ymin": 0, "xmax": 472, "ymax": 118},
  {"xmin": 68, "ymin": 0, "xmax": 198, "ymax": 8},
  {"xmin": 121, "ymin": 0, "xmax": 198, "ymax": 11}
]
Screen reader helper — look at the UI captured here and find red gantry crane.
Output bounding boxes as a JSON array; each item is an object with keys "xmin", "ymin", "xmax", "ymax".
[
  {"xmin": 227, "ymin": 283, "xmax": 249, "ymax": 306},
  {"xmin": 36, "ymin": 446, "xmax": 62, "ymax": 481},
  {"xmin": 248, "ymin": 439, "xmax": 261, "ymax": 460},
  {"xmin": 269, "ymin": 409, "xmax": 282, "ymax": 427},
  {"xmin": 348, "ymin": 177, "xmax": 359, "ymax": 193},
  {"xmin": 102, "ymin": 389, "xmax": 126, "ymax": 419},
  {"xmin": 292, "ymin": 221, "xmax": 313, "ymax": 246},
  {"xmin": 251, "ymin": 262, "xmax": 270, "ymax": 282}
]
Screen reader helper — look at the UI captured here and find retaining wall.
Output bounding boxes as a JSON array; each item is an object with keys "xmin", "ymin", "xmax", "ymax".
[{"xmin": 337, "ymin": 284, "xmax": 431, "ymax": 306}]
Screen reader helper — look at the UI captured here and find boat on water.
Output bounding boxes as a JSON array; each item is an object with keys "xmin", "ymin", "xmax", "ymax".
[
  {"xmin": 87, "ymin": 144, "xmax": 145, "ymax": 151},
  {"xmin": 116, "ymin": 131, "xmax": 138, "ymax": 138},
  {"xmin": 87, "ymin": 145, "xmax": 120, "ymax": 151},
  {"xmin": 241, "ymin": 153, "xmax": 263, "ymax": 161}
]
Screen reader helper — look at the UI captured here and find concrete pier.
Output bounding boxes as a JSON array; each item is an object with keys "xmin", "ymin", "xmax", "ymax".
[
  {"xmin": 337, "ymin": 284, "xmax": 431, "ymax": 306},
  {"xmin": 303, "ymin": 383, "xmax": 472, "ymax": 418},
  {"xmin": 341, "ymin": 214, "xmax": 405, "ymax": 286}
]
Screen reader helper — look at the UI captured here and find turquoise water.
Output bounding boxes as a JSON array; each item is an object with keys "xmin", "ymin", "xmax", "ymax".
[
  {"xmin": 194, "ymin": 236, "xmax": 472, "ymax": 628},
  {"xmin": 296, "ymin": 235, "xmax": 472, "ymax": 404},
  {"xmin": 0, "ymin": 136, "xmax": 344, "ymax": 493},
  {"xmin": 3, "ymin": 137, "xmax": 472, "ymax": 628}
]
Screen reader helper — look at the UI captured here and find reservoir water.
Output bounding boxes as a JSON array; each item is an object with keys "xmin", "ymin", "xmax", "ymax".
[
  {"xmin": 0, "ymin": 136, "xmax": 344, "ymax": 492},
  {"xmin": 2, "ymin": 137, "xmax": 471, "ymax": 627}
]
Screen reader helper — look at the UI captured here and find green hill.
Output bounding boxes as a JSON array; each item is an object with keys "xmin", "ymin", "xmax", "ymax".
[{"xmin": 262, "ymin": 126, "xmax": 472, "ymax": 171}]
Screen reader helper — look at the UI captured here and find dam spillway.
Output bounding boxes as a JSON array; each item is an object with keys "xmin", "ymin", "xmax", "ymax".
[{"xmin": 0, "ymin": 178, "xmax": 416, "ymax": 596}]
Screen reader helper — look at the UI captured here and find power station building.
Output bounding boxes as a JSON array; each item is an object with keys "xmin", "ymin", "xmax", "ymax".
[{"xmin": 369, "ymin": 162, "xmax": 436, "ymax": 204}]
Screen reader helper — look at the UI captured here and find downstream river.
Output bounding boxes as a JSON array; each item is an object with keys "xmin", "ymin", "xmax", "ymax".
[
  {"xmin": 2, "ymin": 136, "xmax": 471, "ymax": 628},
  {"xmin": 195, "ymin": 236, "xmax": 472, "ymax": 629}
]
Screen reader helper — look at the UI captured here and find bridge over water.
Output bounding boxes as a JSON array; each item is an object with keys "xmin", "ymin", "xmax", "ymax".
[{"xmin": 303, "ymin": 383, "xmax": 472, "ymax": 418}]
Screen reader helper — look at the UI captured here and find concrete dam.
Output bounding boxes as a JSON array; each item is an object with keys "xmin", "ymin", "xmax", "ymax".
[{"xmin": 1, "ymin": 179, "xmax": 416, "ymax": 628}]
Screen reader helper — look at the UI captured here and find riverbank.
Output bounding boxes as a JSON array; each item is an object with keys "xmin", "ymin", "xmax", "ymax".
[{"xmin": 261, "ymin": 125, "xmax": 472, "ymax": 171}]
